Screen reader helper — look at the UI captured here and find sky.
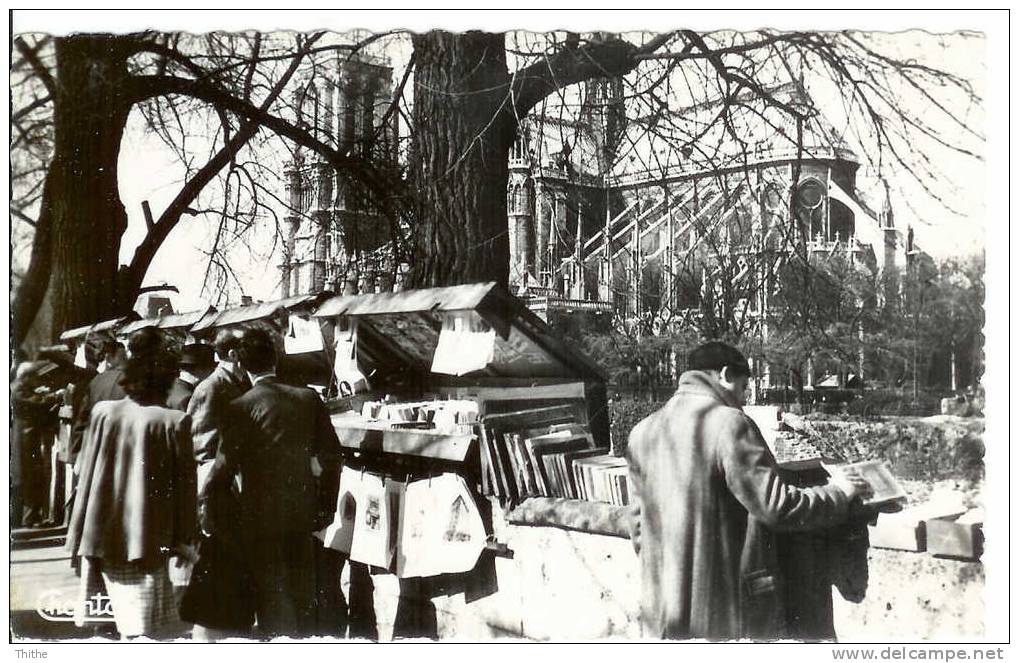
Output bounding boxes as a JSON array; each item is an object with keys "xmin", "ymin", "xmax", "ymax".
[{"xmin": 12, "ymin": 13, "xmax": 991, "ymax": 316}]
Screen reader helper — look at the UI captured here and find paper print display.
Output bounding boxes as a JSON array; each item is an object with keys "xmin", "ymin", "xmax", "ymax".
[
  {"xmin": 320, "ymin": 466, "xmax": 361, "ymax": 554},
  {"xmin": 347, "ymin": 471, "xmax": 401, "ymax": 568},
  {"xmin": 333, "ymin": 319, "xmax": 369, "ymax": 395},
  {"xmin": 283, "ymin": 314, "xmax": 325, "ymax": 355},
  {"xmin": 395, "ymin": 474, "xmax": 486, "ymax": 578},
  {"xmin": 430, "ymin": 311, "xmax": 496, "ymax": 376},
  {"xmin": 73, "ymin": 342, "xmax": 88, "ymax": 369}
]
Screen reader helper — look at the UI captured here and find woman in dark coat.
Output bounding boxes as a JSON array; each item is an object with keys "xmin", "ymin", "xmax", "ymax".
[{"xmin": 66, "ymin": 349, "xmax": 197, "ymax": 639}]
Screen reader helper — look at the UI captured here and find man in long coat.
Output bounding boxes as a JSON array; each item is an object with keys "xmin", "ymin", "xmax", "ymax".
[{"xmin": 625, "ymin": 341, "xmax": 871, "ymax": 640}]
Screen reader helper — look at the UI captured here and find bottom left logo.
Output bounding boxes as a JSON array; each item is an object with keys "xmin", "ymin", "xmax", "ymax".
[{"xmin": 36, "ymin": 590, "xmax": 116, "ymax": 623}]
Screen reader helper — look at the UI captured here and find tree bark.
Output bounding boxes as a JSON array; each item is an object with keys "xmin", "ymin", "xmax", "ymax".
[
  {"xmin": 15, "ymin": 36, "xmax": 135, "ymax": 349},
  {"xmin": 407, "ymin": 31, "xmax": 516, "ymax": 288},
  {"xmin": 406, "ymin": 31, "xmax": 668, "ymax": 289}
]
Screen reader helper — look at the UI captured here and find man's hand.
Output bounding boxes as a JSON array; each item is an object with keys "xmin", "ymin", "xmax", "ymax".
[
  {"xmin": 626, "ymin": 503, "xmax": 642, "ymax": 555},
  {"xmin": 831, "ymin": 466, "xmax": 874, "ymax": 502}
]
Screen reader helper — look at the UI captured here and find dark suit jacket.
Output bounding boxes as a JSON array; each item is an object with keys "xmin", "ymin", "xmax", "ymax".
[
  {"xmin": 69, "ymin": 368, "xmax": 126, "ymax": 465},
  {"xmin": 166, "ymin": 377, "xmax": 197, "ymax": 412},
  {"xmin": 202, "ymin": 377, "xmax": 341, "ymax": 538}
]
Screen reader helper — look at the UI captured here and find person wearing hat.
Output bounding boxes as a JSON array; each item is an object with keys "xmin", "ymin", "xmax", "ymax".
[
  {"xmin": 624, "ymin": 341, "xmax": 874, "ymax": 641},
  {"xmin": 167, "ymin": 344, "xmax": 216, "ymax": 412}
]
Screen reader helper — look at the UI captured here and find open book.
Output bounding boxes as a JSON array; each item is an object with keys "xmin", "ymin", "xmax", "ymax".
[{"xmin": 822, "ymin": 460, "xmax": 907, "ymax": 507}]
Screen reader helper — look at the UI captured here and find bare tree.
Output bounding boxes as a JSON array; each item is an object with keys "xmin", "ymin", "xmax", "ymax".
[
  {"xmin": 10, "ymin": 31, "xmax": 394, "ymax": 349},
  {"xmin": 11, "ymin": 26, "xmax": 982, "ymax": 360}
]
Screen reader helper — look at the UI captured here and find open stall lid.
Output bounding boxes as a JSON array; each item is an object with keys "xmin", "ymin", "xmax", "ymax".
[
  {"xmin": 119, "ymin": 306, "xmax": 217, "ymax": 338},
  {"xmin": 58, "ymin": 323, "xmax": 94, "ymax": 342},
  {"xmin": 118, "ymin": 318, "xmax": 159, "ymax": 336},
  {"xmin": 314, "ymin": 282, "xmax": 606, "ymax": 381},
  {"xmin": 190, "ymin": 293, "xmax": 328, "ymax": 333}
]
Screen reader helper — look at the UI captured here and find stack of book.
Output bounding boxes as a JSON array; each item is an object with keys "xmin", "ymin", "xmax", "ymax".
[
  {"xmin": 573, "ymin": 454, "xmax": 631, "ymax": 506},
  {"xmin": 478, "ymin": 404, "xmax": 630, "ymax": 506}
]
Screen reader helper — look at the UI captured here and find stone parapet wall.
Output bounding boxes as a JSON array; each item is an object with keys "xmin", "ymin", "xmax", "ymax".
[{"xmin": 355, "ymin": 524, "xmax": 983, "ymax": 642}]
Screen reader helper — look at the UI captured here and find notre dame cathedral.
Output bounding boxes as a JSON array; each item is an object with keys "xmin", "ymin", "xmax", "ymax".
[{"xmin": 278, "ymin": 54, "xmax": 926, "ymax": 389}]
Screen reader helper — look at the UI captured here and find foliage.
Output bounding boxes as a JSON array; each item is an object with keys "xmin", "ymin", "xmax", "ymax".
[
  {"xmin": 608, "ymin": 395, "xmax": 666, "ymax": 456},
  {"xmin": 758, "ymin": 254, "xmax": 984, "ymax": 395},
  {"xmin": 807, "ymin": 419, "xmax": 985, "ymax": 484}
]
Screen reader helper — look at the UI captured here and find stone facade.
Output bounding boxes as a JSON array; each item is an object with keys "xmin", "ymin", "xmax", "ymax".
[
  {"xmin": 509, "ymin": 79, "xmax": 926, "ymax": 388},
  {"xmin": 279, "ymin": 54, "xmax": 399, "ymax": 298}
]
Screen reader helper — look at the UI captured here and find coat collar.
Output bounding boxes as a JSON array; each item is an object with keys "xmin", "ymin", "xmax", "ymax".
[
  {"xmin": 214, "ymin": 363, "xmax": 250, "ymax": 389},
  {"xmin": 675, "ymin": 370, "xmax": 744, "ymax": 410}
]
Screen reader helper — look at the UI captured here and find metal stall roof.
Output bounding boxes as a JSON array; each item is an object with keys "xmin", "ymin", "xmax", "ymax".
[
  {"xmin": 190, "ymin": 293, "xmax": 327, "ymax": 333},
  {"xmin": 158, "ymin": 306, "xmax": 217, "ymax": 331},
  {"xmin": 59, "ymin": 313, "xmax": 140, "ymax": 341},
  {"xmin": 119, "ymin": 306, "xmax": 218, "ymax": 337},
  {"xmin": 314, "ymin": 282, "xmax": 607, "ymax": 382}
]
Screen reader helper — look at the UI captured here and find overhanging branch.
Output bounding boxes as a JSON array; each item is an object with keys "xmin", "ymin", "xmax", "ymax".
[
  {"xmin": 512, "ymin": 32, "xmax": 676, "ymax": 118},
  {"xmin": 125, "ymin": 73, "xmax": 389, "ymax": 195},
  {"xmin": 14, "ymin": 36, "xmax": 57, "ymax": 97}
]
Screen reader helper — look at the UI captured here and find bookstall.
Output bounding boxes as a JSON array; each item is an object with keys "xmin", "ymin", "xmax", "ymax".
[{"xmin": 309, "ymin": 282, "xmax": 644, "ymax": 637}]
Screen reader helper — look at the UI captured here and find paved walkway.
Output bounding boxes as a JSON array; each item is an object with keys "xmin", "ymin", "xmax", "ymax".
[{"xmin": 10, "ymin": 536, "xmax": 118, "ymax": 641}]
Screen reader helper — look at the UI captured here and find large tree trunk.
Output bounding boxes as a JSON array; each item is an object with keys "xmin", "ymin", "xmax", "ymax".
[
  {"xmin": 407, "ymin": 31, "xmax": 515, "ymax": 288},
  {"xmin": 14, "ymin": 36, "xmax": 134, "ymax": 350}
]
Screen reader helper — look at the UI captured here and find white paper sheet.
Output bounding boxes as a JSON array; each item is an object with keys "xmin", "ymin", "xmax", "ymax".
[
  {"xmin": 283, "ymin": 314, "xmax": 325, "ymax": 354},
  {"xmin": 395, "ymin": 473, "xmax": 486, "ymax": 578},
  {"xmin": 430, "ymin": 312, "xmax": 496, "ymax": 376}
]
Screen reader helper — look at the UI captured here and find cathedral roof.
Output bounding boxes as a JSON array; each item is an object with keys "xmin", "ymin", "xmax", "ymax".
[{"xmin": 523, "ymin": 80, "xmax": 858, "ymax": 188}]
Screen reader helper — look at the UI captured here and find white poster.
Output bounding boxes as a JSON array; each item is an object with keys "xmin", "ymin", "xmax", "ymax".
[
  {"xmin": 430, "ymin": 312, "xmax": 496, "ymax": 376},
  {"xmin": 283, "ymin": 314, "xmax": 324, "ymax": 354},
  {"xmin": 348, "ymin": 472, "xmax": 401, "ymax": 569},
  {"xmin": 319, "ymin": 466, "xmax": 360, "ymax": 554},
  {"xmin": 395, "ymin": 473, "xmax": 486, "ymax": 578},
  {"xmin": 333, "ymin": 320, "xmax": 369, "ymax": 395}
]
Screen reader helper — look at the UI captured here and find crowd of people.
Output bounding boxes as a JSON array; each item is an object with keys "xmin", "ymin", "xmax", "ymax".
[{"xmin": 15, "ymin": 326, "xmax": 348, "ymax": 640}]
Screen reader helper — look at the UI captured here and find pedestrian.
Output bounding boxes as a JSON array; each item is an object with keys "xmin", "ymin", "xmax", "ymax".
[
  {"xmin": 187, "ymin": 329, "xmax": 249, "ymax": 490},
  {"xmin": 11, "ymin": 362, "xmax": 63, "ymax": 528},
  {"xmin": 624, "ymin": 341, "xmax": 872, "ymax": 640},
  {"xmin": 200, "ymin": 328, "xmax": 343, "ymax": 639},
  {"xmin": 178, "ymin": 329, "xmax": 256, "ymax": 641},
  {"xmin": 68, "ymin": 340, "xmax": 127, "ymax": 466},
  {"xmin": 166, "ymin": 344, "xmax": 215, "ymax": 412},
  {"xmin": 66, "ymin": 347, "xmax": 197, "ymax": 639}
]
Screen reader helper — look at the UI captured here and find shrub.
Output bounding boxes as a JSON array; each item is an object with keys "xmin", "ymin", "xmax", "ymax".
[
  {"xmin": 808, "ymin": 419, "xmax": 984, "ymax": 483},
  {"xmin": 608, "ymin": 395, "xmax": 668, "ymax": 456}
]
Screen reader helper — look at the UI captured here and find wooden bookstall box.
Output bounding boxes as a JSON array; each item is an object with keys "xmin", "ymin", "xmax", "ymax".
[{"xmin": 312, "ymin": 282, "xmax": 615, "ymax": 579}]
